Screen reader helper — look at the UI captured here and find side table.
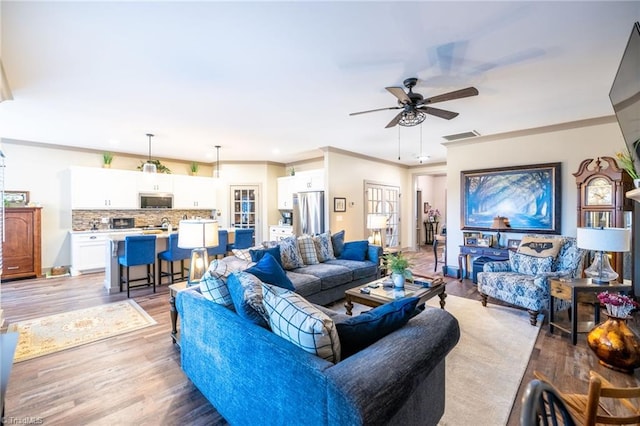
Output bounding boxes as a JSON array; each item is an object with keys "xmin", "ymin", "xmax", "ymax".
[
  {"xmin": 169, "ymin": 281, "xmax": 189, "ymax": 345},
  {"xmin": 549, "ymin": 278, "xmax": 632, "ymax": 345}
]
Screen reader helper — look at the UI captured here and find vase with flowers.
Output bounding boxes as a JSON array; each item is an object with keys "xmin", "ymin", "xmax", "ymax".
[
  {"xmin": 616, "ymin": 143, "xmax": 640, "ymax": 188},
  {"xmin": 587, "ymin": 291, "xmax": 640, "ymax": 373},
  {"xmin": 427, "ymin": 208, "xmax": 441, "ymax": 223}
]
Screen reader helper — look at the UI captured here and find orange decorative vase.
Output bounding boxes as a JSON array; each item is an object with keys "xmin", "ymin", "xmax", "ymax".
[{"xmin": 587, "ymin": 314, "xmax": 640, "ymax": 374}]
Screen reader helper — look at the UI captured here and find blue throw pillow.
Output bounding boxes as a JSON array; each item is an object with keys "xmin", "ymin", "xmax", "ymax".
[
  {"xmin": 249, "ymin": 246, "xmax": 282, "ymax": 266},
  {"xmin": 339, "ymin": 240, "xmax": 368, "ymax": 261},
  {"xmin": 335, "ymin": 297, "xmax": 419, "ymax": 358},
  {"xmin": 332, "ymin": 230, "xmax": 346, "ymax": 257},
  {"xmin": 245, "ymin": 252, "xmax": 295, "ymax": 291},
  {"xmin": 227, "ymin": 271, "xmax": 270, "ymax": 328}
]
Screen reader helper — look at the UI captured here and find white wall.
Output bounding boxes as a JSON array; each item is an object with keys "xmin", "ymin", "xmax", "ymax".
[{"xmin": 444, "ymin": 117, "xmax": 625, "ymax": 271}]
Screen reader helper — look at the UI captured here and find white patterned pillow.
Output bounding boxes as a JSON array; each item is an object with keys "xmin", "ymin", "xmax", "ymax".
[
  {"xmin": 227, "ymin": 271, "xmax": 269, "ymax": 328},
  {"xmin": 207, "ymin": 259, "xmax": 231, "ymax": 277},
  {"xmin": 509, "ymin": 251, "xmax": 554, "ymax": 275},
  {"xmin": 312, "ymin": 231, "xmax": 335, "ymax": 262},
  {"xmin": 297, "ymin": 235, "xmax": 319, "ymax": 265},
  {"xmin": 262, "ymin": 283, "xmax": 341, "ymax": 363},
  {"xmin": 232, "ymin": 246, "xmax": 262, "ymax": 262},
  {"xmin": 278, "ymin": 236, "xmax": 305, "ymax": 270},
  {"xmin": 199, "ymin": 270, "xmax": 233, "ymax": 307}
]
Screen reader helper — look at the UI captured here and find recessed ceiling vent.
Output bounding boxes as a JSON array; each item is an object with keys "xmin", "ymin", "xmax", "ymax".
[{"xmin": 442, "ymin": 130, "xmax": 480, "ymax": 141}]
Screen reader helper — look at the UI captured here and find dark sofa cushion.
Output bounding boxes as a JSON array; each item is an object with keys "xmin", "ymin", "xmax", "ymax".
[
  {"xmin": 227, "ymin": 271, "xmax": 270, "ymax": 329},
  {"xmin": 285, "ymin": 271, "xmax": 321, "ymax": 297},
  {"xmin": 339, "ymin": 240, "xmax": 368, "ymax": 261},
  {"xmin": 293, "ymin": 263, "xmax": 353, "ymax": 290},
  {"xmin": 331, "ymin": 230, "xmax": 346, "ymax": 257},
  {"xmin": 325, "ymin": 259, "xmax": 377, "ymax": 281},
  {"xmin": 249, "ymin": 246, "xmax": 282, "ymax": 266},
  {"xmin": 335, "ymin": 297, "xmax": 419, "ymax": 358},
  {"xmin": 246, "ymin": 253, "xmax": 295, "ymax": 291}
]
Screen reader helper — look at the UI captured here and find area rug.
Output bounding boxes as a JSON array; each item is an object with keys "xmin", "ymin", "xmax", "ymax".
[
  {"xmin": 426, "ymin": 295, "xmax": 542, "ymax": 426},
  {"xmin": 7, "ymin": 300, "xmax": 157, "ymax": 362}
]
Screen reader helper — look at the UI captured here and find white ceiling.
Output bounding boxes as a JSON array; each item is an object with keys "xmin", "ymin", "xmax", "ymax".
[{"xmin": 1, "ymin": 1, "xmax": 638, "ymax": 166}]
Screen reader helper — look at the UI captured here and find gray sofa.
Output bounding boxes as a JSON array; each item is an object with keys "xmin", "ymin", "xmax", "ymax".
[
  {"xmin": 177, "ymin": 286, "xmax": 461, "ymax": 425},
  {"xmin": 223, "ymin": 241, "xmax": 383, "ymax": 306}
]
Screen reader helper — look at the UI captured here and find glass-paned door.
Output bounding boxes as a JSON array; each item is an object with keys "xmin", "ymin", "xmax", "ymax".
[
  {"xmin": 365, "ymin": 182, "xmax": 400, "ymax": 248},
  {"xmin": 230, "ymin": 185, "xmax": 259, "ymax": 243}
]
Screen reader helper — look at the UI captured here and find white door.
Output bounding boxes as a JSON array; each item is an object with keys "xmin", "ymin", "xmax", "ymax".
[{"xmin": 229, "ymin": 185, "xmax": 260, "ymax": 243}]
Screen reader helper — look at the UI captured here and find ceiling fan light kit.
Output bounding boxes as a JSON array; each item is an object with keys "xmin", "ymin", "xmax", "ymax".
[{"xmin": 350, "ymin": 77, "xmax": 478, "ymax": 129}]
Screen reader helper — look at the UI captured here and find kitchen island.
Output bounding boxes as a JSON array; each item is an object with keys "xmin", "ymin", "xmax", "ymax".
[{"xmin": 103, "ymin": 228, "xmax": 235, "ymax": 294}]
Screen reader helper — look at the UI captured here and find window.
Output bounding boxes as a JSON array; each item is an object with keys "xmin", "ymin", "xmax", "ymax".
[{"xmin": 365, "ymin": 182, "xmax": 400, "ymax": 248}]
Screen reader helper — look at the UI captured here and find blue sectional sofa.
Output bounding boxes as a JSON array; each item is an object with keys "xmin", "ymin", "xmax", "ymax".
[{"xmin": 176, "ymin": 286, "xmax": 461, "ymax": 425}]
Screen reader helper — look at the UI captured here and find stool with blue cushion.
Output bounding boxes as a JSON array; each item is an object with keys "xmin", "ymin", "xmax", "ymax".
[
  {"xmin": 226, "ymin": 228, "xmax": 254, "ymax": 252},
  {"xmin": 207, "ymin": 229, "xmax": 229, "ymax": 260},
  {"xmin": 119, "ymin": 235, "xmax": 157, "ymax": 298},
  {"xmin": 158, "ymin": 233, "xmax": 192, "ymax": 285}
]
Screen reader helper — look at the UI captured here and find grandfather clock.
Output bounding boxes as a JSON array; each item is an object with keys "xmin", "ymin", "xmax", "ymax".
[{"xmin": 573, "ymin": 157, "xmax": 634, "ymax": 281}]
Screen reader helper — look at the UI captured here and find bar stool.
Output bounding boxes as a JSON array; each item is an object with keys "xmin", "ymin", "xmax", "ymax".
[
  {"xmin": 227, "ymin": 228, "xmax": 254, "ymax": 252},
  {"xmin": 119, "ymin": 235, "xmax": 157, "ymax": 298},
  {"xmin": 207, "ymin": 229, "xmax": 229, "ymax": 260},
  {"xmin": 157, "ymin": 233, "xmax": 191, "ymax": 285}
]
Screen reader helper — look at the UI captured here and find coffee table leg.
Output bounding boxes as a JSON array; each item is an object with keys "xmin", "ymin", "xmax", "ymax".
[
  {"xmin": 344, "ymin": 296, "xmax": 354, "ymax": 316},
  {"xmin": 438, "ymin": 290, "xmax": 447, "ymax": 309}
]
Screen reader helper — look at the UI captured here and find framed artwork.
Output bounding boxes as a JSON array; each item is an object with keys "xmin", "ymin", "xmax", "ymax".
[
  {"xmin": 477, "ymin": 237, "xmax": 491, "ymax": 248},
  {"xmin": 4, "ymin": 190, "xmax": 29, "ymax": 207},
  {"xmin": 464, "ymin": 237, "xmax": 477, "ymax": 246},
  {"xmin": 460, "ymin": 162, "xmax": 561, "ymax": 234},
  {"xmin": 508, "ymin": 239, "xmax": 522, "ymax": 249},
  {"xmin": 423, "ymin": 202, "xmax": 430, "ymax": 214},
  {"xmin": 463, "ymin": 231, "xmax": 481, "ymax": 239},
  {"xmin": 333, "ymin": 197, "xmax": 346, "ymax": 212}
]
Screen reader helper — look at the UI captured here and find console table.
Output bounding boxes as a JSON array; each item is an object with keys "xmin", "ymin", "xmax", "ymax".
[
  {"xmin": 458, "ymin": 245, "xmax": 509, "ymax": 281},
  {"xmin": 424, "ymin": 221, "xmax": 439, "ymax": 245}
]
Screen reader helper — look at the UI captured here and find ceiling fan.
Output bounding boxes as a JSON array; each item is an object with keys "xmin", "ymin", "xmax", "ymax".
[{"xmin": 350, "ymin": 77, "xmax": 479, "ymax": 128}]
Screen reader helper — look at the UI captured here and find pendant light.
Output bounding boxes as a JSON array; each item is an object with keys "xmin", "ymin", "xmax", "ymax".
[
  {"xmin": 214, "ymin": 145, "xmax": 221, "ymax": 178},
  {"xmin": 143, "ymin": 133, "xmax": 157, "ymax": 174}
]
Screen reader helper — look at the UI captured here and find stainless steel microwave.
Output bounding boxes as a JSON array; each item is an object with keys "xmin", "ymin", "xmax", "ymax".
[{"xmin": 139, "ymin": 193, "xmax": 173, "ymax": 209}]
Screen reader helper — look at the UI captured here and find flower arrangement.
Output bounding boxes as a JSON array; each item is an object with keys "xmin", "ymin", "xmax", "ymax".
[
  {"xmin": 597, "ymin": 291, "xmax": 639, "ymax": 318},
  {"xmin": 427, "ymin": 208, "xmax": 441, "ymax": 222},
  {"xmin": 616, "ymin": 149, "xmax": 639, "ymax": 180}
]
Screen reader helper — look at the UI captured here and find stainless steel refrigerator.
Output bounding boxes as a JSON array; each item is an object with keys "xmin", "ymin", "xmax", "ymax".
[{"xmin": 293, "ymin": 191, "xmax": 325, "ymax": 235}]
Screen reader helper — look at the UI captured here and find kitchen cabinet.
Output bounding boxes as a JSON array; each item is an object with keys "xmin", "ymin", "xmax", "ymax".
[
  {"xmin": 70, "ymin": 232, "xmax": 109, "ymax": 274},
  {"xmin": 269, "ymin": 225, "xmax": 294, "ymax": 241},
  {"xmin": 3, "ymin": 207, "xmax": 42, "ymax": 279},
  {"xmin": 70, "ymin": 167, "xmax": 137, "ymax": 209},
  {"xmin": 137, "ymin": 172, "xmax": 173, "ymax": 193},
  {"xmin": 173, "ymin": 175, "xmax": 216, "ymax": 209},
  {"xmin": 294, "ymin": 169, "xmax": 325, "ymax": 192},
  {"xmin": 277, "ymin": 176, "xmax": 296, "ymax": 209}
]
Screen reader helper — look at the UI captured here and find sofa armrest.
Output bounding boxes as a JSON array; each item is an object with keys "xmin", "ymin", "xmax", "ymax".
[
  {"xmin": 325, "ymin": 307, "xmax": 460, "ymax": 424},
  {"xmin": 483, "ymin": 260, "xmax": 512, "ymax": 273}
]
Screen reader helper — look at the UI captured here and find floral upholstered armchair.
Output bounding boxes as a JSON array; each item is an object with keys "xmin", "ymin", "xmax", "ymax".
[{"xmin": 477, "ymin": 235, "xmax": 585, "ymax": 326}]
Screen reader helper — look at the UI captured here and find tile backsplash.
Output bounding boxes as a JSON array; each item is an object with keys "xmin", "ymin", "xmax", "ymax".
[{"xmin": 72, "ymin": 209, "xmax": 214, "ymax": 231}]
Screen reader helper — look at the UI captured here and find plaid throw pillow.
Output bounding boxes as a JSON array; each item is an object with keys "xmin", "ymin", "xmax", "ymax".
[
  {"xmin": 262, "ymin": 283, "xmax": 341, "ymax": 363},
  {"xmin": 297, "ymin": 235, "xmax": 319, "ymax": 265}
]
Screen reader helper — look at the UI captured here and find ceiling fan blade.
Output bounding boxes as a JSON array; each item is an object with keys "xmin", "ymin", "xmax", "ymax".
[
  {"xmin": 421, "ymin": 87, "xmax": 479, "ymax": 105},
  {"xmin": 385, "ymin": 87, "xmax": 410, "ymax": 103},
  {"xmin": 349, "ymin": 106, "xmax": 401, "ymax": 116},
  {"xmin": 385, "ymin": 112, "xmax": 404, "ymax": 128},
  {"xmin": 417, "ymin": 106, "xmax": 459, "ymax": 120}
]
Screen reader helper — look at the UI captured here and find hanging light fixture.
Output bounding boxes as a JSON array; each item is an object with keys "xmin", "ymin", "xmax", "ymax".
[
  {"xmin": 142, "ymin": 133, "xmax": 156, "ymax": 174},
  {"xmin": 398, "ymin": 110, "xmax": 426, "ymax": 127},
  {"xmin": 214, "ymin": 145, "xmax": 221, "ymax": 178}
]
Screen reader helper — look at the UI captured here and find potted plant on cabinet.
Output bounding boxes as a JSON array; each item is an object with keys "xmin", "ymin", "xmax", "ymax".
[
  {"xmin": 189, "ymin": 162, "xmax": 199, "ymax": 176},
  {"xmin": 384, "ymin": 252, "xmax": 413, "ymax": 289},
  {"xmin": 102, "ymin": 152, "xmax": 113, "ymax": 168}
]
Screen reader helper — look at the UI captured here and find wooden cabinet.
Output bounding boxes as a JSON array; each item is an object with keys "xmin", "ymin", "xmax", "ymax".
[
  {"xmin": 173, "ymin": 175, "xmax": 216, "ymax": 209},
  {"xmin": 70, "ymin": 167, "xmax": 137, "ymax": 209},
  {"xmin": 573, "ymin": 157, "xmax": 634, "ymax": 280},
  {"xmin": 3, "ymin": 207, "xmax": 42, "ymax": 279}
]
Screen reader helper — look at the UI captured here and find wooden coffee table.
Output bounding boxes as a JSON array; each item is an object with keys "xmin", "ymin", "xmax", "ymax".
[{"xmin": 344, "ymin": 274, "xmax": 446, "ymax": 316}]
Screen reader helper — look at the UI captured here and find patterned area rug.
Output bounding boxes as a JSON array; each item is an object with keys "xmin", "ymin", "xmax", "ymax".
[
  {"xmin": 8, "ymin": 300, "xmax": 156, "ymax": 362},
  {"xmin": 427, "ymin": 295, "xmax": 542, "ymax": 426}
]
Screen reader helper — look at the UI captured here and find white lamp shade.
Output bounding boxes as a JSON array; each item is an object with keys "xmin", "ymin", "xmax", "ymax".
[
  {"xmin": 178, "ymin": 220, "xmax": 219, "ymax": 249},
  {"xmin": 367, "ymin": 214, "xmax": 387, "ymax": 230},
  {"xmin": 576, "ymin": 227, "xmax": 631, "ymax": 252}
]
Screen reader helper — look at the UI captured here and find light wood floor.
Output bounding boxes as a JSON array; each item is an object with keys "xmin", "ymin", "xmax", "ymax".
[{"xmin": 2, "ymin": 247, "xmax": 639, "ymax": 425}]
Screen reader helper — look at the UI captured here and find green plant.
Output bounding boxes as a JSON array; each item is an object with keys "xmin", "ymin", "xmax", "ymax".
[
  {"xmin": 616, "ymin": 139, "xmax": 640, "ymax": 180},
  {"xmin": 189, "ymin": 162, "xmax": 199, "ymax": 173},
  {"xmin": 384, "ymin": 252, "xmax": 413, "ymax": 282},
  {"xmin": 102, "ymin": 152, "xmax": 113, "ymax": 165},
  {"xmin": 137, "ymin": 159, "xmax": 172, "ymax": 174}
]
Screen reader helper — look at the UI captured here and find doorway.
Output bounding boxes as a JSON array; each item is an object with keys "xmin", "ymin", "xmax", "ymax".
[{"xmin": 229, "ymin": 185, "xmax": 260, "ymax": 243}]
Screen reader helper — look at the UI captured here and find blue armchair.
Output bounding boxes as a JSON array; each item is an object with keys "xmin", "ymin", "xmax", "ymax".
[{"xmin": 477, "ymin": 235, "xmax": 585, "ymax": 326}]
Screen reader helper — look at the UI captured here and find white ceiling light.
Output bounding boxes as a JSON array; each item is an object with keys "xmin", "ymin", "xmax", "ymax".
[
  {"xmin": 142, "ymin": 133, "xmax": 157, "ymax": 174},
  {"xmin": 0, "ymin": 59, "xmax": 13, "ymax": 102}
]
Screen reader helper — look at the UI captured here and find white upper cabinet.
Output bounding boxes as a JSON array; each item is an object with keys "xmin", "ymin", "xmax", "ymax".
[
  {"xmin": 173, "ymin": 175, "xmax": 217, "ymax": 209},
  {"xmin": 70, "ymin": 167, "xmax": 138, "ymax": 209},
  {"xmin": 277, "ymin": 176, "xmax": 296, "ymax": 209},
  {"xmin": 293, "ymin": 169, "xmax": 325, "ymax": 192},
  {"xmin": 136, "ymin": 172, "xmax": 173, "ymax": 193}
]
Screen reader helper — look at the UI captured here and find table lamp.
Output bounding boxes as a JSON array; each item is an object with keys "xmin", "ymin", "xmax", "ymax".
[
  {"xmin": 178, "ymin": 219, "xmax": 219, "ymax": 286},
  {"xmin": 576, "ymin": 227, "xmax": 631, "ymax": 284},
  {"xmin": 366, "ymin": 214, "xmax": 387, "ymax": 247},
  {"xmin": 490, "ymin": 216, "xmax": 510, "ymax": 248}
]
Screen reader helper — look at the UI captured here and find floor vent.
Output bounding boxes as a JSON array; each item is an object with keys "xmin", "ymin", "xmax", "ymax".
[{"xmin": 442, "ymin": 130, "xmax": 480, "ymax": 141}]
